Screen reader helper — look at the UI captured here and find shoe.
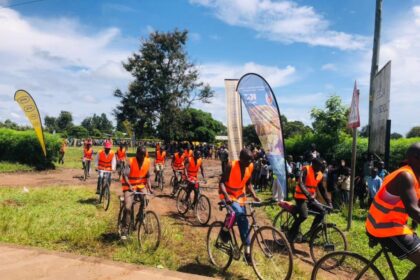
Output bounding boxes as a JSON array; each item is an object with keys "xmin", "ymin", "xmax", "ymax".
[
  {"xmin": 95, "ymin": 190, "xmax": 100, "ymax": 195},
  {"xmin": 120, "ymin": 228, "xmax": 128, "ymax": 240},
  {"xmin": 244, "ymin": 253, "xmax": 252, "ymax": 265}
]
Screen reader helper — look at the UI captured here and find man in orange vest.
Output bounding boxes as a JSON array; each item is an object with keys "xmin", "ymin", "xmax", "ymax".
[
  {"xmin": 171, "ymin": 147, "xmax": 186, "ymax": 194},
  {"xmin": 154, "ymin": 143, "xmax": 166, "ymax": 184},
  {"xmin": 82, "ymin": 140, "xmax": 94, "ymax": 177},
  {"xmin": 288, "ymin": 157, "xmax": 331, "ymax": 243},
  {"xmin": 94, "ymin": 140, "xmax": 116, "ymax": 194},
  {"xmin": 219, "ymin": 148, "xmax": 260, "ymax": 264},
  {"xmin": 184, "ymin": 150, "xmax": 206, "ymax": 205},
  {"xmin": 120, "ymin": 146, "xmax": 153, "ymax": 240},
  {"xmin": 366, "ymin": 143, "xmax": 420, "ymax": 279}
]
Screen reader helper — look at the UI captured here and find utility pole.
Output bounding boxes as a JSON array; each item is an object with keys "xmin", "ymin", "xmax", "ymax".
[{"xmin": 368, "ymin": 0, "xmax": 382, "ymax": 151}]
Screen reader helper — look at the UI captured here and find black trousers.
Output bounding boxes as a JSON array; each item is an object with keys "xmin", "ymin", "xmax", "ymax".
[{"xmin": 288, "ymin": 199, "xmax": 325, "ymax": 242}]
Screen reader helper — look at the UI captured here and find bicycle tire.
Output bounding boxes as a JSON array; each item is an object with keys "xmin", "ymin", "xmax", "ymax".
[
  {"xmin": 309, "ymin": 224, "xmax": 348, "ymax": 266},
  {"xmin": 206, "ymin": 221, "xmax": 233, "ymax": 272},
  {"xmin": 311, "ymin": 251, "xmax": 385, "ymax": 280},
  {"xmin": 158, "ymin": 171, "xmax": 164, "ymax": 191},
  {"xmin": 195, "ymin": 194, "xmax": 211, "ymax": 225},
  {"xmin": 273, "ymin": 209, "xmax": 296, "ymax": 243},
  {"xmin": 117, "ymin": 202, "xmax": 125, "ymax": 236},
  {"xmin": 251, "ymin": 225, "xmax": 293, "ymax": 280},
  {"xmin": 102, "ymin": 185, "xmax": 110, "ymax": 211},
  {"xmin": 176, "ymin": 188, "xmax": 190, "ymax": 215},
  {"xmin": 137, "ymin": 210, "xmax": 161, "ymax": 252},
  {"xmin": 83, "ymin": 164, "xmax": 88, "ymax": 181}
]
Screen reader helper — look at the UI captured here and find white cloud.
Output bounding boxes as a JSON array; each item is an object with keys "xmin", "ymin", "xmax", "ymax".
[
  {"xmin": 190, "ymin": 32, "xmax": 201, "ymax": 41},
  {"xmin": 190, "ymin": 0, "xmax": 368, "ymax": 50},
  {"xmin": 321, "ymin": 63, "xmax": 337, "ymax": 71},
  {"xmin": 198, "ymin": 62, "xmax": 296, "ymax": 88},
  {"xmin": 0, "ymin": 8, "xmax": 132, "ymax": 125}
]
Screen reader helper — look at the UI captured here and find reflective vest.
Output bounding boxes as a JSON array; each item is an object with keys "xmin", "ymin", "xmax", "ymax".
[
  {"xmin": 173, "ymin": 153, "xmax": 185, "ymax": 170},
  {"xmin": 219, "ymin": 160, "xmax": 254, "ymax": 205},
  {"xmin": 97, "ymin": 150, "xmax": 114, "ymax": 171},
  {"xmin": 183, "ymin": 149, "xmax": 193, "ymax": 158},
  {"xmin": 155, "ymin": 150, "xmax": 166, "ymax": 165},
  {"xmin": 187, "ymin": 157, "xmax": 202, "ymax": 179},
  {"xmin": 116, "ymin": 148, "xmax": 126, "ymax": 160},
  {"xmin": 366, "ymin": 165, "xmax": 420, "ymax": 238},
  {"xmin": 121, "ymin": 157, "xmax": 150, "ymax": 191},
  {"xmin": 294, "ymin": 165, "xmax": 323, "ymax": 200},
  {"xmin": 83, "ymin": 148, "xmax": 93, "ymax": 160}
]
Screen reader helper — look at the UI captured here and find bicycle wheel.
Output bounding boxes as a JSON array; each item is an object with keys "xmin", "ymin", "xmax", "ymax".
[
  {"xmin": 311, "ymin": 251, "xmax": 385, "ymax": 280},
  {"xmin": 251, "ymin": 226, "xmax": 293, "ymax": 280},
  {"xmin": 309, "ymin": 224, "xmax": 348, "ymax": 266},
  {"xmin": 102, "ymin": 184, "xmax": 111, "ymax": 211},
  {"xmin": 83, "ymin": 164, "xmax": 88, "ymax": 181},
  {"xmin": 206, "ymin": 221, "xmax": 233, "ymax": 272},
  {"xmin": 176, "ymin": 188, "xmax": 191, "ymax": 215},
  {"xmin": 195, "ymin": 194, "xmax": 211, "ymax": 225},
  {"xmin": 137, "ymin": 210, "xmax": 161, "ymax": 252},
  {"xmin": 158, "ymin": 172, "xmax": 164, "ymax": 191},
  {"xmin": 117, "ymin": 202, "xmax": 125, "ymax": 235}
]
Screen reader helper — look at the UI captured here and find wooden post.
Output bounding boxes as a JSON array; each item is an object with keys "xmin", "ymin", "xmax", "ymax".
[{"xmin": 347, "ymin": 128, "xmax": 358, "ymax": 231}]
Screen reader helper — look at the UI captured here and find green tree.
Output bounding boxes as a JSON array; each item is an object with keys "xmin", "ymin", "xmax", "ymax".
[
  {"xmin": 114, "ymin": 29, "xmax": 213, "ymax": 140},
  {"xmin": 81, "ymin": 113, "xmax": 114, "ymax": 135},
  {"xmin": 407, "ymin": 126, "xmax": 420, "ymax": 138},
  {"xmin": 390, "ymin": 132, "xmax": 403, "ymax": 139},
  {"xmin": 68, "ymin": 126, "xmax": 88, "ymax": 138},
  {"xmin": 243, "ymin": 124, "xmax": 261, "ymax": 146},
  {"xmin": 56, "ymin": 111, "xmax": 73, "ymax": 132},
  {"xmin": 44, "ymin": 116, "xmax": 58, "ymax": 133}
]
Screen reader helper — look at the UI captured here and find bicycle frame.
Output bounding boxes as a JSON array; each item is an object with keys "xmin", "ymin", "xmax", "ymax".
[{"xmin": 355, "ymin": 248, "xmax": 398, "ymax": 280}]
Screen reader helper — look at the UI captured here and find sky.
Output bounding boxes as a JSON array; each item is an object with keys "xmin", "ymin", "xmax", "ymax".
[{"xmin": 0, "ymin": 0, "xmax": 419, "ymax": 135}]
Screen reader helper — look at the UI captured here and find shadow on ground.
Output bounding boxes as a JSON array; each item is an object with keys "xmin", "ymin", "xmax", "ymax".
[{"xmin": 78, "ymin": 198, "xmax": 98, "ymax": 205}]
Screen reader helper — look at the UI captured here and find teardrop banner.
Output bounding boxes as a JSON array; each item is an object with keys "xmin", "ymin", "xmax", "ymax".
[
  {"xmin": 14, "ymin": 89, "xmax": 47, "ymax": 157},
  {"xmin": 236, "ymin": 73, "xmax": 287, "ymax": 200}
]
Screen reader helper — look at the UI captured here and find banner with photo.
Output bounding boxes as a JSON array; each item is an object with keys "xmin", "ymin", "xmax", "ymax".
[
  {"xmin": 225, "ymin": 79, "xmax": 242, "ymax": 161},
  {"xmin": 14, "ymin": 89, "xmax": 47, "ymax": 156},
  {"xmin": 236, "ymin": 73, "xmax": 287, "ymax": 200}
]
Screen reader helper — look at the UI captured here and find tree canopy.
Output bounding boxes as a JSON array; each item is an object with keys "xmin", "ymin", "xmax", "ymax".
[
  {"xmin": 407, "ymin": 126, "xmax": 420, "ymax": 138},
  {"xmin": 81, "ymin": 113, "xmax": 114, "ymax": 135}
]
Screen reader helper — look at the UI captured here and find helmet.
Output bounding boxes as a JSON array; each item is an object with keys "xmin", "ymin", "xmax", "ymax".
[{"xmin": 104, "ymin": 140, "xmax": 112, "ymax": 149}]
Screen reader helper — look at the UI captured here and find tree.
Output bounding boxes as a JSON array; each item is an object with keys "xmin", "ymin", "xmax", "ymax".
[
  {"xmin": 390, "ymin": 132, "xmax": 403, "ymax": 139},
  {"xmin": 56, "ymin": 111, "xmax": 73, "ymax": 132},
  {"xmin": 281, "ymin": 114, "xmax": 312, "ymax": 138},
  {"xmin": 114, "ymin": 29, "xmax": 214, "ymax": 140},
  {"xmin": 243, "ymin": 124, "xmax": 261, "ymax": 146},
  {"xmin": 81, "ymin": 113, "xmax": 114, "ymax": 135},
  {"xmin": 407, "ymin": 126, "xmax": 420, "ymax": 138},
  {"xmin": 68, "ymin": 126, "xmax": 88, "ymax": 138},
  {"xmin": 44, "ymin": 116, "xmax": 58, "ymax": 133}
]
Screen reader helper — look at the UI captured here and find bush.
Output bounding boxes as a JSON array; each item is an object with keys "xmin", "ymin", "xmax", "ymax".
[{"xmin": 0, "ymin": 128, "xmax": 61, "ymax": 170}]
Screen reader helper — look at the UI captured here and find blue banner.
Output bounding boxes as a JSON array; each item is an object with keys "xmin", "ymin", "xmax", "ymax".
[{"xmin": 236, "ymin": 73, "xmax": 287, "ymax": 200}]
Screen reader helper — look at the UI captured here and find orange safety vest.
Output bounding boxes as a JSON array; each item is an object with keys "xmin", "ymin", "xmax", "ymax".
[
  {"xmin": 155, "ymin": 150, "xmax": 166, "ymax": 164},
  {"xmin": 366, "ymin": 165, "xmax": 420, "ymax": 238},
  {"xmin": 97, "ymin": 150, "xmax": 115, "ymax": 171},
  {"xmin": 294, "ymin": 165, "xmax": 323, "ymax": 200},
  {"xmin": 173, "ymin": 153, "xmax": 185, "ymax": 170},
  {"xmin": 121, "ymin": 157, "xmax": 150, "ymax": 191},
  {"xmin": 219, "ymin": 160, "xmax": 254, "ymax": 205},
  {"xmin": 116, "ymin": 148, "xmax": 126, "ymax": 160},
  {"xmin": 187, "ymin": 157, "xmax": 202, "ymax": 179},
  {"xmin": 84, "ymin": 148, "xmax": 93, "ymax": 160}
]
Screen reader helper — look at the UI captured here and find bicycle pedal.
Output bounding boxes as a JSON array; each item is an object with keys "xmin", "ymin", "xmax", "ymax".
[{"xmin": 324, "ymin": 244, "xmax": 335, "ymax": 252}]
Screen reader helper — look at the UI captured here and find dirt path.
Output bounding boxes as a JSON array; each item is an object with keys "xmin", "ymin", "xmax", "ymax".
[{"xmin": 0, "ymin": 244, "xmax": 213, "ymax": 280}]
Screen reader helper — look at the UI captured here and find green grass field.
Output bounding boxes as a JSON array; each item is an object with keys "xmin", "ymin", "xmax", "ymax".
[{"xmin": 0, "ymin": 161, "xmax": 33, "ymax": 173}]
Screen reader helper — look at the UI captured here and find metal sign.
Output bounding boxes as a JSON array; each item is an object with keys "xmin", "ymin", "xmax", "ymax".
[{"xmin": 348, "ymin": 81, "xmax": 360, "ymax": 128}]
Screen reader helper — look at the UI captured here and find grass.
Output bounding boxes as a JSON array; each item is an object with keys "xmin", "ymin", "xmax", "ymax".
[
  {"xmin": 0, "ymin": 161, "xmax": 34, "ymax": 173},
  {"xmin": 259, "ymin": 191, "xmax": 418, "ymax": 280}
]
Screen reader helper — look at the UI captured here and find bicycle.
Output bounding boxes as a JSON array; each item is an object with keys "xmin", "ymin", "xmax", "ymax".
[
  {"xmin": 311, "ymin": 234, "xmax": 399, "ymax": 279},
  {"xmin": 273, "ymin": 200, "xmax": 348, "ymax": 265},
  {"xmin": 207, "ymin": 201, "xmax": 293, "ymax": 280},
  {"xmin": 117, "ymin": 159, "xmax": 126, "ymax": 180},
  {"xmin": 117, "ymin": 191, "xmax": 161, "ymax": 252},
  {"xmin": 170, "ymin": 170, "xmax": 186, "ymax": 198},
  {"xmin": 155, "ymin": 166, "xmax": 165, "ymax": 191},
  {"xmin": 176, "ymin": 179, "xmax": 211, "ymax": 225},
  {"xmin": 97, "ymin": 170, "xmax": 112, "ymax": 211},
  {"xmin": 82, "ymin": 158, "xmax": 91, "ymax": 181}
]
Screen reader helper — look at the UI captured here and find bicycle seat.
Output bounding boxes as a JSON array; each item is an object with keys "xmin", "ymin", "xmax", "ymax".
[{"xmin": 278, "ymin": 201, "xmax": 295, "ymax": 213}]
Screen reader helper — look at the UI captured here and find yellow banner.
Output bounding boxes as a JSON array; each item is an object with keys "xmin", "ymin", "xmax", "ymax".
[{"xmin": 14, "ymin": 90, "xmax": 47, "ymax": 157}]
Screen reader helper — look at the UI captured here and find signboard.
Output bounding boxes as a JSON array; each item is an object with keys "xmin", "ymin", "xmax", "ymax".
[
  {"xmin": 370, "ymin": 61, "xmax": 391, "ymax": 155},
  {"xmin": 348, "ymin": 81, "xmax": 360, "ymax": 128},
  {"xmin": 225, "ymin": 79, "xmax": 242, "ymax": 161}
]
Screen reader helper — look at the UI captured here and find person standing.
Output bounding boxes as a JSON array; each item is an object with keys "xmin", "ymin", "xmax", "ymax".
[
  {"xmin": 219, "ymin": 146, "xmax": 229, "ymax": 174},
  {"xmin": 378, "ymin": 161, "xmax": 389, "ymax": 180},
  {"xmin": 367, "ymin": 168, "xmax": 382, "ymax": 206}
]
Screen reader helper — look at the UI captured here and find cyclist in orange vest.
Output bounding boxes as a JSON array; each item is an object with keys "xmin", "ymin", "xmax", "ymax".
[
  {"xmin": 184, "ymin": 150, "xmax": 206, "ymax": 205},
  {"xmin": 154, "ymin": 144, "xmax": 166, "ymax": 183},
  {"xmin": 219, "ymin": 148, "xmax": 260, "ymax": 264},
  {"xmin": 116, "ymin": 143, "xmax": 127, "ymax": 172},
  {"xmin": 171, "ymin": 147, "xmax": 185, "ymax": 174},
  {"xmin": 288, "ymin": 157, "xmax": 331, "ymax": 243},
  {"xmin": 82, "ymin": 140, "xmax": 94, "ymax": 177},
  {"xmin": 120, "ymin": 146, "xmax": 153, "ymax": 240},
  {"xmin": 94, "ymin": 140, "xmax": 116, "ymax": 194},
  {"xmin": 366, "ymin": 143, "xmax": 420, "ymax": 278}
]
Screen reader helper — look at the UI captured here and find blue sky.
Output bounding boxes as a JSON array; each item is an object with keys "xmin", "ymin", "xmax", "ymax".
[{"xmin": 0, "ymin": 0, "xmax": 419, "ymax": 135}]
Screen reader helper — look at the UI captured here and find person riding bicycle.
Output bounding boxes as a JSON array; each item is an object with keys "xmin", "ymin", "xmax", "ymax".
[
  {"xmin": 154, "ymin": 143, "xmax": 166, "ymax": 184},
  {"xmin": 366, "ymin": 143, "xmax": 420, "ymax": 280},
  {"xmin": 171, "ymin": 147, "xmax": 186, "ymax": 194},
  {"xmin": 94, "ymin": 140, "xmax": 116, "ymax": 194},
  {"xmin": 219, "ymin": 148, "xmax": 260, "ymax": 264},
  {"xmin": 184, "ymin": 150, "xmax": 206, "ymax": 206},
  {"xmin": 120, "ymin": 146, "xmax": 153, "ymax": 240},
  {"xmin": 82, "ymin": 139, "xmax": 93, "ymax": 177},
  {"xmin": 288, "ymin": 157, "xmax": 331, "ymax": 244},
  {"xmin": 116, "ymin": 143, "xmax": 127, "ymax": 172}
]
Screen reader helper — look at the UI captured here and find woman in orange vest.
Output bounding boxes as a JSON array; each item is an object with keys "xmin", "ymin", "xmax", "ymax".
[
  {"xmin": 94, "ymin": 140, "xmax": 116, "ymax": 194},
  {"xmin": 184, "ymin": 150, "xmax": 206, "ymax": 205},
  {"xmin": 82, "ymin": 140, "xmax": 94, "ymax": 177},
  {"xmin": 219, "ymin": 148, "xmax": 260, "ymax": 264},
  {"xmin": 120, "ymin": 146, "xmax": 153, "ymax": 240},
  {"xmin": 288, "ymin": 157, "xmax": 331, "ymax": 243},
  {"xmin": 366, "ymin": 143, "xmax": 420, "ymax": 279}
]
